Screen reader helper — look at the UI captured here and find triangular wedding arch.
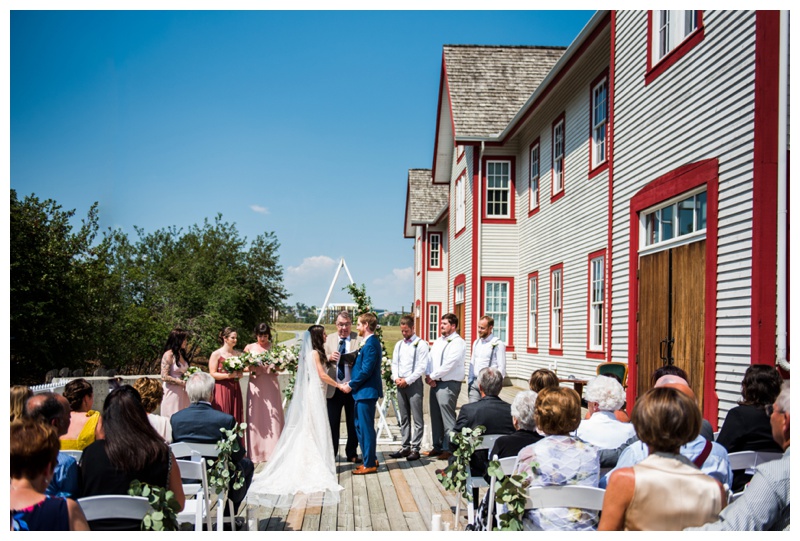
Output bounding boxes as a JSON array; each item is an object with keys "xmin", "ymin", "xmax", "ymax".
[{"xmin": 315, "ymin": 257, "xmax": 356, "ymax": 325}]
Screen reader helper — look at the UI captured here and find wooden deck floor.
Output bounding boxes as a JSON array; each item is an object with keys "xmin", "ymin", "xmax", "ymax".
[{"xmin": 245, "ymin": 383, "xmax": 526, "ymax": 531}]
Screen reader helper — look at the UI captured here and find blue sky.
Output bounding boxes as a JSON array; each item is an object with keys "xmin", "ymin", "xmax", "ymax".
[{"xmin": 8, "ymin": 8, "xmax": 594, "ymax": 311}]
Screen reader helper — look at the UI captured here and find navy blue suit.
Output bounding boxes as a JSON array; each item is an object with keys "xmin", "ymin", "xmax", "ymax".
[{"xmin": 348, "ymin": 334, "xmax": 383, "ymax": 467}]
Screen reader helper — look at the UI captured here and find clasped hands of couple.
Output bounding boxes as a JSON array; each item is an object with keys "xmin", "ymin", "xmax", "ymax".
[{"xmin": 328, "ymin": 351, "xmax": 353, "ymax": 394}]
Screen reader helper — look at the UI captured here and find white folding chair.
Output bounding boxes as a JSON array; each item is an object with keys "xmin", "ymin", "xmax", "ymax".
[
  {"xmin": 463, "ymin": 434, "xmax": 503, "ymax": 526},
  {"xmin": 61, "ymin": 449, "xmax": 82, "ymax": 461},
  {"xmin": 485, "ymin": 454, "xmax": 518, "ymax": 531},
  {"xmin": 525, "ymin": 485, "xmax": 606, "ymax": 511},
  {"xmin": 77, "ymin": 494, "xmax": 152, "ymax": 522},
  {"xmin": 176, "ymin": 458, "xmax": 213, "ymax": 532},
  {"xmin": 727, "ymin": 450, "xmax": 783, "ymax": 501}
]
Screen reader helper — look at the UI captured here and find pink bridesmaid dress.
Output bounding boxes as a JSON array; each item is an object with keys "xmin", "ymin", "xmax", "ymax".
[{"xmin": 246, "ymin": 362, "xmax": 285, "ymax": 463}]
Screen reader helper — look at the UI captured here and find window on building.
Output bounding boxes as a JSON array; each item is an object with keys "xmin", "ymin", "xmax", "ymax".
[
  {"xmin": 655, "ymin": 10, "xmax": 700, "ymax": 62},
  {"xmin": 592, "ymin": 78, "xmax": 608, "ymax": 167},
  {"xmin": 529, "ymin": 142, "xmax": 540, "ymax": 212},
  {"xmin": 429, "ymin": 233, "xmax": 441, "ymax": 269},
  {"xmin": 455, "ymin": 175, "xmax": 466, "ymax": 232},
  {"xmin": 428, "ymin": 304, "xmax": 439, "ymax": 341},
  {"xmin": 552, "ymin": 118, "xmax": 565, "ymax": 196},
  {"xmin": 484, "ymin": 281, "xmax": 509, "ymax": 343},
  {"xmin": 416, "ymin": 235, "xmax": 421, "ymax": 274},
  {"xmin": 644, "ymin": 189, "xmax": 707, "ymax": 247},
  {"xmin": 589, "ymin": 255, "xmax": 604, "ymax": 350},
  {"xmin": 551, "ymin": 267, "xmax": 563, "ymax": 349},
  {"xmin": 486, "ymin": 161, "xmax": 511, "ymax": 217},
  {"xmin": 528, "ymin": 274, "xmax": 538, "ymax": 348},
  {"xmin": 455, "ymin": 284, "xmax": 465, "ymax": 305}
]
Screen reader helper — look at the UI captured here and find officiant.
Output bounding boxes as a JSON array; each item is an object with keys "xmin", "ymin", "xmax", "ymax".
[{"xmin": 324, "ymin": 311, "xmax": 362, "ymax": 463}]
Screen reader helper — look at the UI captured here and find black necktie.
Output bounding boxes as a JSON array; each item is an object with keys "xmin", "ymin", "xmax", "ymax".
[{"xmin": 338, "ymin": 339, "xmax": 346, "ymax": 380}]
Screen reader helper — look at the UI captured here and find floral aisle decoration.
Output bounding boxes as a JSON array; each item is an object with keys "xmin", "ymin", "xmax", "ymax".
[
  {"xmin": 128, "ymin": 479, "xmax": 181, "ymax": 531},
  {"xmin": 485, "ymin": 458, "xmax": 530, "ymax": 531},
  {"xmin": 207, "ymin": 423, "xmax": 247, "ymax": 497},
  {"xmin": 436, "ymin": 425, "xmax": 486, "ymax": 501}
]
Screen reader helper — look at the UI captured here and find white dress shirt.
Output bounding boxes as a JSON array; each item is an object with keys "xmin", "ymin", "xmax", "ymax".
[
  {"xmin": 468, "ymin": 333, "xmax": 507, "ymax": 381},
  {"xmin": 335, "ymin": 335, "xmax": 355, "ymax": 384},
  {"xmin": 427, "ymin": 332, "xmax": 467, "ymax": 382},
  {"xmin": 391, "ymin": 335, "xmax": 430, "ymax": 385},
  {"xmin": 575, "ymin": 410, "xmax": 636, "ymax": 450}
]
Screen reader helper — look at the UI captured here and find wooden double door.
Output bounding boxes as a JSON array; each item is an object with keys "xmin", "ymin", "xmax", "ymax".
[{"xmin": 638, "ymin": 240, "xmax": 706, "ymax": 411}]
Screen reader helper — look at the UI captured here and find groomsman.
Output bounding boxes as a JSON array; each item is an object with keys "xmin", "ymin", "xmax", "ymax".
[
  {"xmin": 325, "ymin": 311, "xmax": 361, "ymax": 462},
  {"xmin": 388, "ymin": 315, "xmax": 429, "ymax": 461},
  {"xmin": 424, "ymin": 313, "xmax": 467, "ymax": 461},
  {"xmin": 467, "ymin": 315, "xmax": 507, "ymax": 403}
]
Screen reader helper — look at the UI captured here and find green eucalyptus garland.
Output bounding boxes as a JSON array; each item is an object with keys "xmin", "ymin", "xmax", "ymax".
[
  {"xmin": 436, "ymin": 425, "xmax": 486, "ymax": 501},
  {"xmin": 128, "ymin": 479, "xmax": 181, "ymax": 531},
  {"xmin": 485, "ymin": 458, "xmax": 531, "ymax": 531},
  {"xmin": 207, "ymin": 423, "xmax": 247, "ymax": 496}
]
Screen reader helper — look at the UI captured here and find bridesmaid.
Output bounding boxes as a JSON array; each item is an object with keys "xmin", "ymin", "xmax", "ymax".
[
  {"xmin": 160, "ymin": 328, "xmax": 191, "ymax": 419},
  {"xmin": 244, "ymin": 323, "xmax": 285, "ymax": 463},
  {"xmin": 209, "ymin": 327, "xmax": 244, "ymax": 424}
]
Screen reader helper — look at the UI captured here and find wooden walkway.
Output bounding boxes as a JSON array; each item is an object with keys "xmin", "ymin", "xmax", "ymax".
[{"xmin": 245, "ymin": 383, "xmax": 527, "ymax": 531}]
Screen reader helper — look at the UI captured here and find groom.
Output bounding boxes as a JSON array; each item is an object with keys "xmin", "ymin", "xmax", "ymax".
[{"xmin": 342, "ymin": 312, "xmax": 383, "ymax": 475}]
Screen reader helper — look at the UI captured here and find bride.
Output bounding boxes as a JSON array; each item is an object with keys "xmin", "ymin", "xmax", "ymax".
[{"xmin": 246, "ymin": 325, "xmax": 345, "ymax": 508}]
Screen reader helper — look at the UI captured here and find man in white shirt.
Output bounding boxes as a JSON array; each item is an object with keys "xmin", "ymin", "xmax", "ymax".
[
  {"xmin": 388, "ymin": 315, "xmax": 430, "ymax": 461},
  {"xmin": 424, "ymin": 312, "xmax": 467, "ymax": 460},
  {"xmin": 467, "ymin": 315, "xmax": 507, "ymax": 403}
]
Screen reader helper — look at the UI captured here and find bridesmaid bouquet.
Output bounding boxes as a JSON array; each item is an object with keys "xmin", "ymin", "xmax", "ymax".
[
  {"xmin": 182, "ymin": 366, "xmax": 202, "ymax": 381},
  {"xmin": 222, "ymin": 356, "xmax": 246, "ymax": 373}
]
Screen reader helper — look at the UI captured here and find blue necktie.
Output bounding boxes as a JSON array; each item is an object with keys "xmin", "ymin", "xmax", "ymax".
[{"xmin": 337, "ymin": 339, "xmax": 346, "ymax": 380}]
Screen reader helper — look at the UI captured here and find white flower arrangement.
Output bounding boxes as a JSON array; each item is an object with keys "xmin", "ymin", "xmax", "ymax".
[{"xmin": 222, "ymin": 356, "xmax": 245, "ymax": 373}]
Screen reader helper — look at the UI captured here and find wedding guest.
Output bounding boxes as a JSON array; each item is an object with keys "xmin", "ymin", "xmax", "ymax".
[
  {"xmin": 467, "ymin": 316, "xmax": 506, "ymax": 403},
  {"xmin": 649, "ymin": 366, "xmax": 714, "ymax": 440},
  {"xmin": 715, "ymin": 364, "xmax": 783, "ymax": 491},
  {"xmin": 79, "ymin": 385, "xmax": 185, "ymax": 530},
  {"xmin": 11, "ymin": 419, "xmax": 90, "ymax": 531},
  {"xmin": 159, "ymin": 328, "xmax": 191, "ymax": 419},
  {"xmin": 24, "ymin": 393, "xmax": 79, "ymax": 499},
  {"xmin": 424, "ymin": 313, "xmax": 466, "ymax": 461},
  {"xmin": 244, "ymin": 323, "xmax": 284, "ymax": 463},
  {"xmin": 514, "ymin": 387, "xmax": 600, "ymax": 530},
  {"xmin": 60, "ymin": 378, "xmax": 100, "ymax": 451},
  {"xmin": 576, "ymin": 376, "xmax": 636, "ymax": 450},
  {"xmin": 599, "ymin": 387, "xmax": 727, "ymax": 530},
  {"xmin": 687, "ymin": 381, "xmax": 790, "ymax": 531},
  {"xmin": 491, "ymin": 390, "xmax": 543, "ymax": 460},
  {"xmin": 528, "ymin": 368, "xmax": 559, "ymax": 393},
  {"xmin": 133, "ymin": 377, "xmax": 172, "ymax": 442},
  {"xmin": 388, "ymin": 315, "xmax": 429, "ymax": 461},
  {"xmin": 209, "ymin": 326, "xmax": 244, "ymax": 424},
  {"xmin": 11, "ymin": 384, "xmax": 33, "ymax": 422},
  {"xmin": 324, "ymin": 311, "xmax": 361, "ymax": 462},
  {"xmin": 587, "ymin": 373, "xmax": 629, "ymax": 422}
]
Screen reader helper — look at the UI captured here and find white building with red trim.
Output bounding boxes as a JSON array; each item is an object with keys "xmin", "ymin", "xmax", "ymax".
[{"xmin": 404, "ymin": 10, "xmax": 789, "ymax": 427}]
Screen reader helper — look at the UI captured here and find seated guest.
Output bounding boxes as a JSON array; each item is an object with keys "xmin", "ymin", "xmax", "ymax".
[
  {"xmin": 601, "ymin": 376, "xmax": 732, "ymax": 489},
  {"xmin": 133, "ymin": 377, "xmax": 172, "ymax": 443},
  {"xmin": 79, "ymin": 385, "xmax": 185, "ymax": 530},
  {"xmin": 650, "ymin": 366, "xmax": 714, "ymax": 441},
  {"xmin": 687, "ymin": 381, "xmax": 790, "ymax": 531},
  {"xmin": 528, "ymin": 368, "xmax": 559, "ymax": 393},
  {"xmin": 576, "ymin": 376, "xmax": 636, "ymax": 451},
  {"xmin": 11, "ymin": 384, "xmax": 33, "ymax": 422},
  {"xmin": 588, "ymin": 373, "xmax": 629, "ymax": 422},
  {"xmin": 60, "ymin": 378, "xmax": 101, "ymax": 451},
  {"xmin": 491, "ymin": 390, "xmax": 543, "ymax": 459},
  {"xmin": 11, "ymin": 419, "xmax": 89, "ymax": 531},
  {"xmin": 514, "ymin": 387, "xmax": 600, "ymax": 531},
  {"xmin": 171, "ymin": 371, "xmax": 254, "ymax": 520},
  {"xmin": 24, "ymin": 393, "xmax": 79, "ymax": 499},
  {"xmin": 716, "ymin": 364, "xmax": 783, "ymax": 491},
  {"xmin": 599, "ymin": 387, "xmax": 727, "ymax": 530}
]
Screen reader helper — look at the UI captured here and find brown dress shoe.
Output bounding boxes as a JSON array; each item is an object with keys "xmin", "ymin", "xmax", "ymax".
[
  {"xmin": 352, "ymin": 465, "xmax": 378, "ymax": 475},
  {"xmin": 437, "ymin": 451, "xmax": 452, "ymax": 460},
  {"xmin": 406, "ymin": 451, "xmax": 420, "ymax": 461},
  {"xmin": 422, "ymin": 449, "xmax": 442, "ymax": 457},
  {"xmin": 389, "ymin": 448, "xmax": 411, "ymax": 459}
]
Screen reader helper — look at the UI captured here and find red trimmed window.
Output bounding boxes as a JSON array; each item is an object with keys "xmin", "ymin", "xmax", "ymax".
[
  {"xmin": 550, "ymin": 264, "xmax": 564, "ymax": 354},
  {"xmin": 587, "ymin": 250, "xmax": 606, "ymax": 358},
  {"xmin": 590, "ymin": 73, "xmax": 609, "ymax": 173},
  {"xmin": 646, "ymin": 11, "xmax": 705, "ymax": 85},
  {"xmin": 529, "ymin": 139, "xmax": 541, "ymax": 215},
  {"xmin": 428, "ymin": 303, "xmax": 441, "ymax": 341},
  {"xmin": 428, "ymin": 232, "xmax": 442, "ymax": 270},
  {"xmin": 416, "ymin": 234, "xmax": 422, "ymax": 275},
  {"xmin": 482, "ymin": 278, "xmax": 513, "ymax": 348},
  {"xmin": 483, "ymin": 157, "xmax": 516, "ymax": 223},
  {"xmin": 551, "ymin": 115, "xmax": 566, "ymax": 202},
  {"xmin": 455, "ymin": 173, "xmax": 466, "ymax": 234},
  {"xmin": 528, "ymin": 272, "xmax": 539, "ymax": 352}
]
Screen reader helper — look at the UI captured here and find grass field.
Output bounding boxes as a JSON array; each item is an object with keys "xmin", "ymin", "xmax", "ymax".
[{"xmin": 273, "ymin": 322, "xmax": 403, "ymax": 350}]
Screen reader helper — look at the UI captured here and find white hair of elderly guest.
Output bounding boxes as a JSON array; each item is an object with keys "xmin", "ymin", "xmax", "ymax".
[
  {"xmin": 511, "ymin": 390, "xmax": 538, "ymax": 431},
  {"xmin": 584, "ymin": 375, "xmax": 626, "ymax": 412}
]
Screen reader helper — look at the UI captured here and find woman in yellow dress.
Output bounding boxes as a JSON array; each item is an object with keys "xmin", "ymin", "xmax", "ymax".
[{"xmin": 60, "ymin": 379, "xmax": 100, "ymax": 451}]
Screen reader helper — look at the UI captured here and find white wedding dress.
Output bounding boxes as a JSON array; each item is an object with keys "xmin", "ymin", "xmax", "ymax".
[{"xmin": 246, "ymin": 331, "xmax": 343, "ymax": 508}]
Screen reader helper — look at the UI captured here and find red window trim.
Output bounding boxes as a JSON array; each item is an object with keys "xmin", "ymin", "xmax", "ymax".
[
  {"xmin": 645, "ymin": 11, "xmax": 705, "ymax": 86},
  {"xmin": 528, "ymin": 138, "xmax": 541, "ymax": 217},
  {"xmin": 456, "ymin": 144, "xmax": 466, "ymax": 164},
  {"xmin": 549, "ymin": 263, "xmax": 564, "ymax": 356},
  {"xmin": 527, "ymin": 271, "xmax": 539, "ymax": 354},
  {"xmin": 454, "ymin": 172, "xmax": 467, "ymax": 239},
  {"xmin": 588, "ymin": 69, "xmax": 610, "ymax": 179},
  {"xmin": 427, "ymin": 232, "xmax": 443, "ymax": 271},
  {"xmin": 586, "ymin": 249, "xmax": 607, "ymax": 359},
  {"xmin": 427, "ymin": 302, "xmax": 442, "ymax": 343},
  {"xmin": 480, "ymin": 277, "xmax": 515, "ymax": 352},
  {"xmin": 482, "ymin": 156, "xmax": 517, "ymax": 224},
  {"xmin": 551, "ymin": 113, "xmax": 566, "ymax": 204}
]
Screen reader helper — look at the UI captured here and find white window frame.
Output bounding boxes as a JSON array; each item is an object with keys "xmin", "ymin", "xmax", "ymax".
[
  {"xmin": 529, "ymin": 143, "xmax": 540, "ymax": 211},
  {"xmin": 455, "ymin": 284, "xmax": 465, "ymax": 306},
  {"xmin": 589, "ymin": 256, "xmax": 604, "ymax": 351},
  {"xmin": 552, "ymin": 120, "xmax": 565, "ymax": 195},
  {"xmin": 654, "ymin": 10, "xmax": 700, "ymax": 63},
  {"xmin": 528, "ymin": 275, "xmax": 538, "ymax": 348},
  {"xmin": 641, "ymin": 187, "xmax": 707, "ymax": 252},
  {"xmin": 429, "ymin": 233, "xmax": 441, "ymax": 269},
  {"xmin": 486, "ymin": 160, "xmax": 511, "ymax": 218},
  {"xmin": 428, "ymin": 304, "xmax": 439, "ymax": 341},
  {"xmin": 484, "ymin": 281, "xmax": 509, "ymax": 343},
  {"xmin": 416, "ymin": 234, "xmax": 422, "ymax": 274},
  {"xmin": 591, "ymin": 78, "xmax": 608, "ymax": 167},
  {"xmin": 551, "ymin": 268, "xmax": 562, "ymax": 349},
  {"xmin": 455, "ymin": 175, "xmax": 466, "ymax": 232}
]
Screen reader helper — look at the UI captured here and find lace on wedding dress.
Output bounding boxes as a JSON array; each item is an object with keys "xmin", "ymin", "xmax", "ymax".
[{"xmin": 246, "ymin": 331, "xmax": 343, "ymax": 508}]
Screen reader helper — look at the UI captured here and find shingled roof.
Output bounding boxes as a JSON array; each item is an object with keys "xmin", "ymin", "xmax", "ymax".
[
  {"xmin": 443, "ymin": 45, "xmax": 566, "ymax": 138},
  {"xmin": 404, "ymin": 169, "xmax": 449, "ymax": 238}
]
